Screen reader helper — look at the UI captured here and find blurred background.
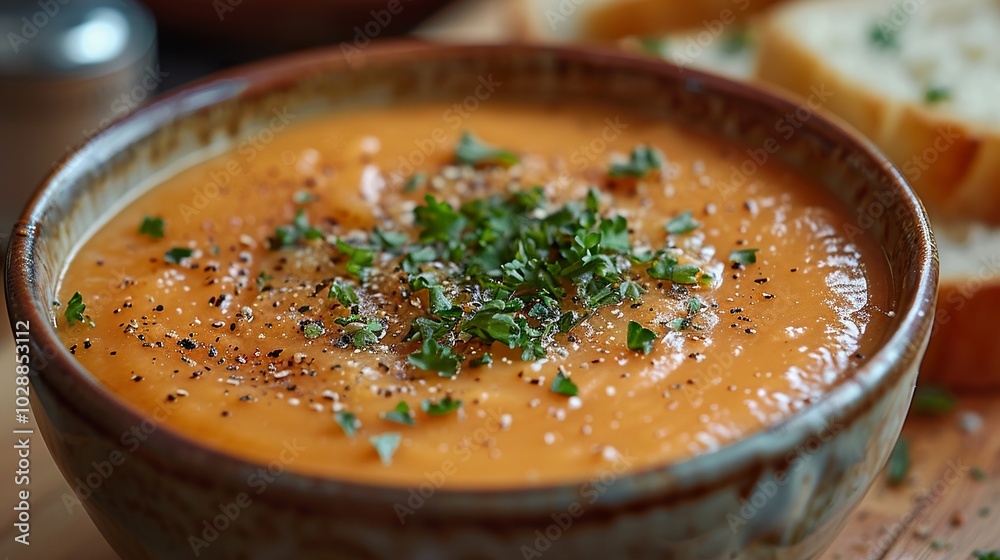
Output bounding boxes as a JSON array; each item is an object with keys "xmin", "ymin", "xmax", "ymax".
[{"xmin": 2, "ymin": 0, "xmax": 998, "ymax": 558}]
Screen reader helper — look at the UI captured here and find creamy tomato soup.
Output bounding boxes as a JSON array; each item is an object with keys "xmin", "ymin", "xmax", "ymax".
[{"xmin": 57, "ymin": 103, "xmax": 892, "ymax": 488}]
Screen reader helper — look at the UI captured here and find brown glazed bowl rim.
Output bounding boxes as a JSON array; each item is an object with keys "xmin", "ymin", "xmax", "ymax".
[{"xmin": 6, "ymin": 42, "xmax": 938, "ymax": 513}]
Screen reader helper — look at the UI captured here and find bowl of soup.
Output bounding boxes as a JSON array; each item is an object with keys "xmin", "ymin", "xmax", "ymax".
[{"xmin": 6, "ymin": 43, "xmax": 937, "ymax": 559}]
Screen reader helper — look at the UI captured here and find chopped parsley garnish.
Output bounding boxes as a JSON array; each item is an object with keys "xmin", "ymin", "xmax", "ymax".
[
  {"xmin": 971, "ymin": 467, "xmax": 988, "ymax": 481},
  {"xmin": 63, "ymin": 292, "xmax": 93, "ymax": 327},
  {"xmin": 334, "ymin": 411, "xmax": 359, "ymax": 437},
  {"xmin": 911, "ymin": 385, "xmax": 956, "ymax": 415},
  {"xmin": 647, "ymin": 254, "xmax": 703, "ymax": 284},
  {"xmin": 164, "ymin": 247, "xmax": 193, "ymax": 264},
  {"xmin": 404, "ymin": 171, "xmax": 426, "ymax": 192},
  {"xmin": 408, "ymin": 337, "xmax": 461, "ymax": 377},
  {"xmin": 665, "ymin": 211, "xmax": 700, "ymax": 235},
  {"xmin": 328, "ymin": 279, "xmax": 359, "ymax": 307},
  {"xmin": 729, "ymin": 248, "xmax": 759, "ymax": 265},
  {"xmin": 687, "ymin": 298, "xmax": 703, "ymax": 314},
  {"xmin": 256, "ymin": 271, "xmax": 273, "ymax": 291},
  {"xmin": 627, "ymin": 320, "xmax": 657, "ymax": 354},
  {"xmin": 369, "ymin": 432, "xmax": 401, "ymax": 465},
  {"xmin": 335, "ymin": 240, "xmax": 375, "ymax": 278},
  {"xmin": 381, "ymin": 401, "xmax": 415, "ymax": 426},
  {"xmin": 293, "ymin": 190, "xmax": 316, "ymax": 204},
  {"xmin": 454, "ymin": 131, "xmax": 519, "ymax": 167},
  {"xmin": 348, "ymin": 320, "xmax": 383, "ymax": 348},
  {"xmin": 608, "ymin": 144, "xmax": 664, "ymax": 179},
  {"xmin": 470, "ymin": 353, "xmax": 493, "ymax": 367},
  {"xmin": 637, "ymin": 36, "xmax": 667, "ymax": 57},
  {"xmin": 550, "ymin": 371, "xmax": 579, "ymax": 397},
  {"xmin": 974, "ymin": 551, "xmax": 1000, "ymax": 560},
  {"xmin": 719, "ymin": 29, "xmax": 751, "ymax": 55},
  {"xmin": 924, "ymin": 86, "xmax": 951, "ymax": 104},
  {"xmin": 422, "ymin": 396, "xmax": 463, "ymax": 416},
  {"xmin": 138, "ymin": 216, "xmax": 164, "ymax": 238},
  {"xmin": 302, "ymin": 322, "xmax": 325, "ymax": 339},
  {"xmin": 870, "ymin": 24, "xmax": 899, "ymax": 49},
  {"xmin": 271, "ymin": 210, "xmax": 324, "ymax": 249},
  {"xmin": 372, "ymin": 228, "xmax": 407, "ymax": 249},
  {"xmin": 886, "ymin": 437, "xmax": 910, "ymax": 485}
]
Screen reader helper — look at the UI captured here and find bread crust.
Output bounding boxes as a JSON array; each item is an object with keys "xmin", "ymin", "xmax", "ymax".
[
  {"xmin": 921, "ymin": 278, "xmax": 1000, "ymax": 389},
  {"xmin": 515, "ymin": 0, "xmax": 789, "ymax": 42},
  {"xmin": 756, "ymin": 1, "xmax": 1000, "ymax": 226}
]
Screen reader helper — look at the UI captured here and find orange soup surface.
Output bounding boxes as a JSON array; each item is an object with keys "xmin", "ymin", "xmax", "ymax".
[{"xmin": 57, "ymin": 102, "xmax": 893, "ymax": 488}]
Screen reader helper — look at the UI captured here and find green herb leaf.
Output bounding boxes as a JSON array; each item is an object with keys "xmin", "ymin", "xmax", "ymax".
[
  {"xmin": 328, "ymin": 279, "xmax": 359, "ymax": 307},
  {"xmin": 336, "ymin": 240, "xmax": 375, "ymax": 278},
  {"xmin": 381, "ymin": 401, "xmax": 415, "ymax": 426},
  {"xmin": 372, "ymin": 228, "xmax": 407, "ymax": 249},
  {"xmin": 470, "ymin": 353, "xmax": 492, "ymax": 368},
  {"xmin": 351, "ymin": 321, "xmax": 383, "ymax": 348},
  {"xmin": 334, "ymin": 411, "xmax": 359, "ymax": 437},
  {"xmin": 164, "ymin": 247, "xmax": 193, "ymax": 264},
  {"xmin": 669, "ymin": 317, "xmax": 691, "ymax": 331},
  {"xmin": 404, "ymin": 171, "xmax": 426, "ymax": 192},
  {"xmin": 422, "ymin": 396, "xmax": 463, "ymax": 416},
  {"xmin": 665, "ymin": 211, "xmax": 700, "ymax": 235},
  {"xmin": 911, "ymin": 385, "xmax": 957, "ymax": 416},
  {"xmin": 271, "ymin": 210, "xmax": 324, "ymax": 249},
  {"xmin": 627, "ymin": 320, "xmax": 657, "ymax": 354},
  {"xmin": 408, "ymin": 338, "xmax": 461, "ymax": 377},
  {"xmin": 64, "ymin": 292, "xmax": 93, "ymax": 327},
  {"xmin": 551, "ymin": 371, "xmax": 579, "ymax": 397},
  {"xmin": 729, "ymin": 248, "xmax": 759, "ymax": 265},
  {"xmin": 870, "ymin": 24, "xmax": 899, "ymax": 49},
  {"xmin": 139, "ymin": 216, "xmax": 165, "ymax": 238},
  {"xmin": 455, "ymin": 131, "xmax": 519, "ymax": 167},
  {"xmin": 608, "ymin": 144, "xmax": 664, "ymax": 178},
  {"xmin": 687, "ymin": 298, "xmax": 703, "ymax": 314},
  {"xmin": 647, "ymin": 255, "xmax": 701, "ymax": 284},
  {"xmin": 887, "ymin": 437, "xmax": 910, "ymax": 485},
  {"xmin": 256, "ymin": 271, "xmax": 273, "ymax": 291},
  {"xmin": 974, "ymin": 551, "xmax": 1000, "ymax": 560},
  {"xmin": 637, "ymin": 36, "xmax": 667, "ymax": 56},
  {"xmin": 294, "ymin": 191, "xmax": 317, "ymax": 204},
  {"xmin": 414, "ymin": 195, "xmax": 466, "ymax": 243},
  {"xmin": 924, "ymin": 86, "xmax": 952, "ymax": 104},
  {"xmin": 720, "ymin": 29, "xmax": 751, "ymax": 55},
  {"xmin": 369, "ymin": 432, "xmax": 402, "ymax": 465},
  {"xmin": 303, "ymin": 322, "xmax": 325, "ymax": 339}
]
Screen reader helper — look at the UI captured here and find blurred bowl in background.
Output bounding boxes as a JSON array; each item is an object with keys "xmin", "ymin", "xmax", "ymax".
[{"xmin": 140, "ymin": 0, "xmax": 455, "ymax": 50}]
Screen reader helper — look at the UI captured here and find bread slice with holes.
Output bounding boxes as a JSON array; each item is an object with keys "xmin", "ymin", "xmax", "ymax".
[{"xmin": 755, "ymin": 0, "xmax": 1000, "ymax": 226}]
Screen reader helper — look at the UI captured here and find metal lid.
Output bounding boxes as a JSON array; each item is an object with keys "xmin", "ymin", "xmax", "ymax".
[{"xmin": 0, "ymin": 0, "xmax": 156, "ymax": 79}]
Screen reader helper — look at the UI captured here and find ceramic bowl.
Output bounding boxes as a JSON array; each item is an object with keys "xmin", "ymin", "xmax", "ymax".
[{"xmin": 5, "ymin": 43, "xmax": 938, "ymax": 560}]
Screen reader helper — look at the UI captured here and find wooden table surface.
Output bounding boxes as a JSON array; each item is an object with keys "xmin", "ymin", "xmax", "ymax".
[{"xmin": 2, "ymin": 1, "xmax": 998, "ymax": 558}]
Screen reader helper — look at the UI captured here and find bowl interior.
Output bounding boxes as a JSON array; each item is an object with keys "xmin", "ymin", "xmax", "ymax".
[{"xmin": 6, "ymin": 43, "xmax": 937, "ymax": 510}]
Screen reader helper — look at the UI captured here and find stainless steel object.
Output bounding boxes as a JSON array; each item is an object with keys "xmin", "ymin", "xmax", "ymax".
[{"xmin": 0, "ymin": 0, "xmax": 157, "ymax": 248}]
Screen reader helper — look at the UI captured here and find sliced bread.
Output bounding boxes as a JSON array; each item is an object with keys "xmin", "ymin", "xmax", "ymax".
[
  {"xmin": 755, "ymin": 0, "xmax": 1000, "ymax": 226},
  {"xmin": 515, "ymin": 0, "xmax": 789, "ymax": 43}
]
